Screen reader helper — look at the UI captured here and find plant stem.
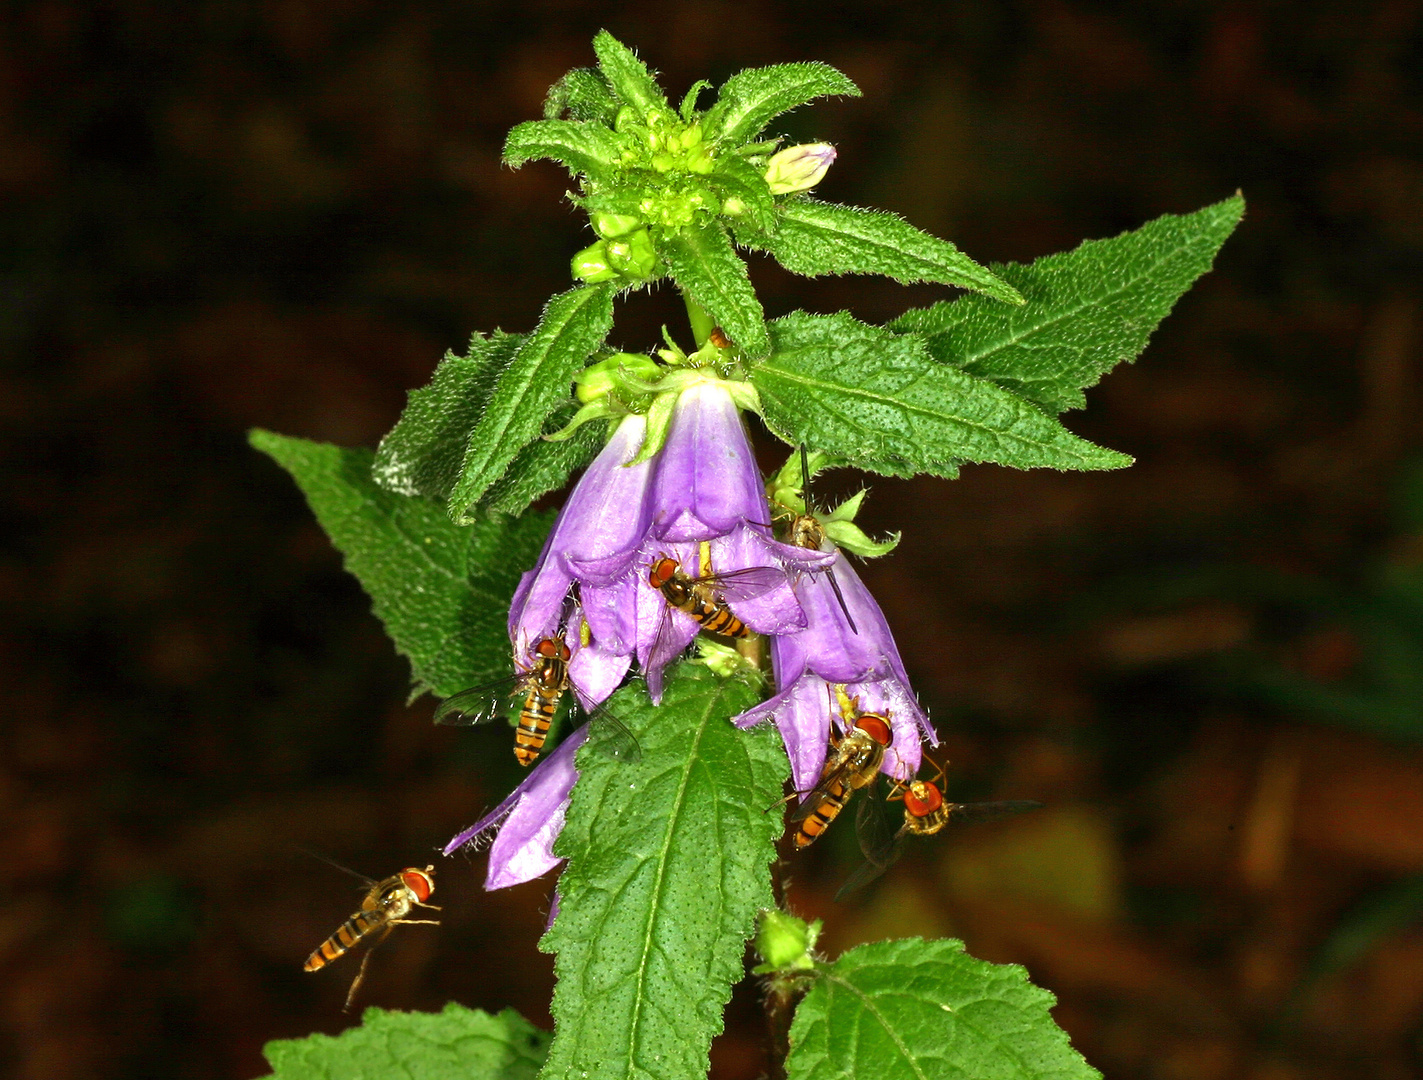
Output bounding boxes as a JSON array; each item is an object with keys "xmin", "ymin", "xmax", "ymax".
[{"xmin": 683, "ymin": 291, "xmax": 715, "ymax": 348}]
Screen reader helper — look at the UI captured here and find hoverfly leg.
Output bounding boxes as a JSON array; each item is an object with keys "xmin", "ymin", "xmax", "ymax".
[{"xmin": 343, "ymin": 924, "xmax": 393, "ymax": 1012}]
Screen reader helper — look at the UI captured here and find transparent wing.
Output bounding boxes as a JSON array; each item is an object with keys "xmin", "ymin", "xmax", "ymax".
[
  {"xmin": 703, "ymin": 565, "xmax": 790, "ymax": 603},
  {"xmin": 432, "ymin": 675, "xmax": 525, "ymax": 727},
  {"xmin": 645, "ymin": 601, "xmax": 695, "ymax": 685},
  {"xmin": 583, "ymin": 696, "xmax": 642, "ymax": 764},
  {"xmin": 836, "ymin": 789, "xmax": 907, "ymax": 901},
  {"xmin": 947, "ymin": 799, "xmax": 1044, "ymax": 826}
]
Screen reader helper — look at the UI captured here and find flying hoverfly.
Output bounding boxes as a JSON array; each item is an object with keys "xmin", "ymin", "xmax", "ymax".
[
  {"xmin": 434, "ymin": 593, "xmax": 640, "ymax": 766},
  {"xmin": 782, "ymin": 687, "xmax": 896, "ymax": 849},
  {"xmin": 643, "ymin": 545, "xmax": 789, "ymax": 675},
  {"xmin": 770, "ymin": 446, "xmax": 857, "ymax": 633},
  {"xmin": 304, "ymin": 862, "xmax": 440, "ymax": 1011},
  {"xmin": 834, "ymin": 760, "xmax": 1042, "ymax": 901}
]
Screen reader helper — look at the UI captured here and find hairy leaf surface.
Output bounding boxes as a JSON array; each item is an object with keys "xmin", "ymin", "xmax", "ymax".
[
  {"xmin": 481, "ymin": 405, "xmax": 605, "ymax": 517},
  {"xmin": 544, "ymin": 67, "xmax": 619, "ymax": 124},
  {"xmin": 660, "ymin": 223, "xmax": 770, "ymax": 357},
  {"xmin": 541, "ymin": 666, "xmax": 786, "ymax": 1080},
  {"xmin": 787, "ymin": 938, "xmax": 1099, "ymax": 1080},
  {"xmin": 252, "ymin": 432, "xmax": 550, "ymax": 698},
  {"xmin": 752, "ymin": 312, "xmax": 1131, "ymax": 477},
  {"xmin": 593, "ymin": 30, "xmax": 668, "ymax": 115},
  {"xmin": 765, "ymin": 197, "xmax": 1024, "ymax": 304},
  {"xmin": 890, "ymin": 195, "xmax": 1244, "ymax": 413},
  {"xmin": 503, "ymin": 119, "xmax": 627, "ymax": 176},
  {"xmin": 449, "ymin": 282, "xmax": 615, "ymax": 521},
  {"xmin": 262, "ymin": 1004, "xmax": 549, "ymax": 1080},
  {"xmin": 703, "ymin": 62, "xmax": 860, "ymax": 145},
  {"xmin": 372, "ymin": 331, "xmax": 522, "ymax": 501}
]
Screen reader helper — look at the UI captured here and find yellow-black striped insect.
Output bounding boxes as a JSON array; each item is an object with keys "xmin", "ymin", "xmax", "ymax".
[
  {"xmin": 304, "ymin": 864, "xmax": 439, "ymax": 1010},
  {"xmin": 785, "ymin": 689, "xmax": 894, "ymax": 848}
]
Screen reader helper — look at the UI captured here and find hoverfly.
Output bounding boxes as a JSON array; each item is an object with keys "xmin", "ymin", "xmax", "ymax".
[
  {"xmin": 770, "ymin": 446, "xmax": 857, "ymax": 633},
  {"xmin": 643, "ymin": 545, "xmax": 789, "ymax": 676},
  {"xmin": 304, "ymin": 863, "xmax": 440, "ymax": 1011},
  {"xmin": 435, "ymin": 593, "xmax": 639, "ymax": 766},
  {"xmin": 783, "ymin": 687, "xmax": 896, "ymax": 849},
  {"xmin": 834, "ymin": 760, "xmax": 1042, "ymax": 900}
]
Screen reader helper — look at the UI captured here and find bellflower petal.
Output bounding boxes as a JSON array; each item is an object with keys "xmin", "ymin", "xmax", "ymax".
[
  {"xmin": 567, "ymin": 637, "xmax": 632, "ymax": 710},
  {"xmin": 509, "ymin": 414, "xmax": 653, "ymax": 649},
  {"xmin": 443, "ymin": 726, "xmax": 588, "ymax": 890},
  {"xmin": 649, "ymin": 382, "xmax": 765, "ymax": 542},
  {"xmin": 736, "ymin": 550, "xmax": 935, "ymax": 785}
]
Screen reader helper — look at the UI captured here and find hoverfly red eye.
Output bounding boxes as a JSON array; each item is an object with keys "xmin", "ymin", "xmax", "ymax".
[
  {"xmin": 400, "ymin": 869, "xmax": 434, "ymax": 902},
  {"xmin": 857, "ymin": 713, "xmax": 892, "ymax": 747},
  {"xmin": 536, "ymin": 639, "xmax": 558, "ymax": 658},
  {"xmin": 903, "ymin": 781, "xmax": 942, "ymax": 818},
  {"xmin": 649, "ymin": 557, "xmax": 678, "ymax": 588},
  {"xmin": 557, "ymin": 642, "xmax": 571, "ymax": 662}
]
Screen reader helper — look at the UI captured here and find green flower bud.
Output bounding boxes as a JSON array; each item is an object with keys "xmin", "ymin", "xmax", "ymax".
[
  {"xmin": 573, "ymin": 351, "xmax": 662, "ymax": 403},
  {"xmin": 752, "ymin": 909, "xmax": 821, "ymax": 974},
  {"xmin": 722, "ymin": 195, "xmax": 746, "ymax": 216},
  {"xmin": 591, "ymin": 212, "xmax": 641, "ymax": 239},
  {"xmin": 571, "ymin": 240, "xmax": 619, "ymax": 283},
  {"xmin": 764, "ymin": 142, "xmax": 836, "ymax": 195},
  {"xmin": 605, "ymin": 228, "xmax": 657, "ymax": 278}
]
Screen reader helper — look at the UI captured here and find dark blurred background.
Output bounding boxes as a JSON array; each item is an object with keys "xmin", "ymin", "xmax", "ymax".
[{"xmin": 4, "ymin": 1, "xmax": 1423, "ymax": 1077}]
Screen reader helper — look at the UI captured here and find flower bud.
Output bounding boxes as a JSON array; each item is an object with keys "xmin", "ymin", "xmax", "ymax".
[
  {"xmin": 605, "ymin": 227, "xmax": 656, "ymax": 278},
  {"xmin": 591, "ymin": 212, "xmax": 641, "ymax": 239},
  {"xmin": 571, "ymin": 240, "xmax": 619, "ymax": 283},
  {"xmin": 574, "ymin": 352, "xmax": 661, "ymax": 403},
  {"xmin": 764, "ymin": 143, "xmax": 836, "ymax": 195},
  {"xmin": 753, "ymin": 909, "xmax": 821, "ymax": 973}
]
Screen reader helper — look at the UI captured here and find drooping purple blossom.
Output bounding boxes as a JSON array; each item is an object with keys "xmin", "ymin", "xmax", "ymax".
[
  {"xmin": 509, "ymin": 380, "xmax": 831, "ymax": 706},
  {"xmin": 736, "ymin": 551, "xmax": 934, "ymax": 797},
  {"xmin": 444, "ymin": 725, "xmax": 587, "ymax": 890}
]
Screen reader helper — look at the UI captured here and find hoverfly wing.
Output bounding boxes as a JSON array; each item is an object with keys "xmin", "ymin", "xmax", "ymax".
[
  {"xmin": 707, "ymin": 565, "xmax": 790, "ymax": 603},
  {"xmin": 433, "ymin": 676, "xmax": 522, "ymax": 727},
  {"xmin": 853, "ymin": 777, "xmax": 899, "ymax": 864},
  {"xmin": 645, "ymin": 601, "xmax": 694, "ymax": 686},
  {"xmin": 947, "ymin": 799, "xmax": 1044, "ymax": 826},
  {"xmin": 583, "ymin": 697, "xmax": 642, "ymax": 764}
]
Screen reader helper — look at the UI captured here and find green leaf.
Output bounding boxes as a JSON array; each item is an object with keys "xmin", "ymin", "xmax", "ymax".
[
  {"xmin": 704, "ymin": 62, "xmax": 860, "ymax": 145},
  {"xmin": 481, "ymin": 405, "xmax": 605, "ymax": 517},
  {"xmin": 262, "ymin": 1004, "xmax": 550, "ymax": 1080},
  {"xmin": 503, "ymin": 120, "xmax": 626, "ymax": 177},
  {"xmin": 786, "ymin": 938, "xmax": 1099, "ymax": 1080},
  {"xmin": 541, "ymin": 665, "xmax": 786, "ymax": 1080},
  {"xmin": 372, "ymin": 331, "xmax": 523, "ymax": 501},
  {"xmin": 593, "ymin": 30, "xmax": 669, "ymax": 116},
  {"xmin": 660, "ymin": 223, "xmax": 770, "ymax": 357},
  {"xmin": 890, "ymin": 195, "xmax": 1245, "ymax": 414},
  {"xmin": 763, "ymin": 197, "xmax": 1024, "ymax": 304},
  {"xmin": 448, "ymin": 283, "xmax": 615, "ymax": 521},
  {"xmin": 752, "ymin": 312, "xmax": 1131, "ymax": 477},
  {"xmin": 251, "ymin": 431, "xmax": 552, "ymax": 698},
  {"xmin": 544, "ymin": 67, "xmax": 619, "ymax": 124},
  {"xmin": 708, "ymin": 155, "xmax": 777, "ymax": 236}
]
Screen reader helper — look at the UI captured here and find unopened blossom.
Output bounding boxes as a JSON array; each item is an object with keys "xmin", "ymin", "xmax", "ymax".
[
  {"xmin": 444, "ymin": 725, "xmax": 587, "ymax": 890},
  {"xmin": 736, "ymin": 551, "xmax": 933, "ymax": 798},
  {"xmin": 764, "ymin": 143, "xmax": 836, "ymax": 195}
]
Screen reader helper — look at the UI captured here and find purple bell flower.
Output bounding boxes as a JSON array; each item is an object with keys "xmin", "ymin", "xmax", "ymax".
[
  {"xmin": 735, "ymin": 551, "xmax": 935, "ymax": 797},
  {"xmin": 443, "ymin": 725, "xmax": 587, "ymax": 890}
]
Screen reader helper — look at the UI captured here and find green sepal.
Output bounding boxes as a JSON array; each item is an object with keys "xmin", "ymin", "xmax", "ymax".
[
  {"xmin": 659, "ymin": 221, "xmax": 770, "ymax": 358},
  {"xmin": 679, "ymin": 78, "xmax": 712, "ymax": 122},
  {"xmin": 760, "ymin": 197, "xmax": 1024, "ymax": 304},
  {"xmin": 703, "ymin": 62, "xmax": 860, "ymax": 146},
  {"xmin": 592, "ymin": 30, "xmax": 669, "ymax": 117},
  {"xmin": 544, "ymin": 67, "xmax": 619, "ymax": 124}
]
